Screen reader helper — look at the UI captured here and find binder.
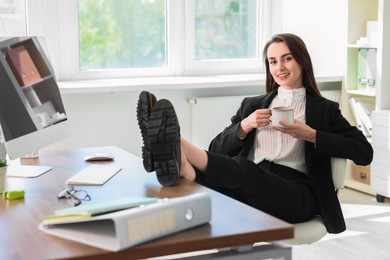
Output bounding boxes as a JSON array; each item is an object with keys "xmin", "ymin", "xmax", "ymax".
[
  {"xmin": 349, "ymin": 98, "xmax": 365, "ymax": 132},
  {"xmin": 357, "ymin": 48, "xmax": 376, "ymax": 89},
  {"xmin": 355, "ymin": 100, "xmax": 373, "ymax": 137},
  {"xmin": 39, "ymin": 192, "xmax": 212, "ymax": 252},
  {"xmin": 349, "ymin": 97, "xmax": 373, "ymax": 137},
  {"xmin": 5, "ymin": 45, "xmax": 42, "ymax": 86}
]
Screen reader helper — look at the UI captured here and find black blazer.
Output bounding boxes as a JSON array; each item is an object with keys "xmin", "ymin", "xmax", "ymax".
[{"xmin": 209, "ymin": 89, "xmax": 373, "ymax": 234}]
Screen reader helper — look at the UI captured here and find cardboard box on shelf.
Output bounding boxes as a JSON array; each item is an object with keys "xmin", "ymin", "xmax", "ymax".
[{"xmin": 353, "ymin": 164, "xmax": 371, "ymax": 185}]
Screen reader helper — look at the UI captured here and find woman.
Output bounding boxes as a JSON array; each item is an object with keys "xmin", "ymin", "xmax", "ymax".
[{"xmin": 137, "ymin": 33, "xmax": 373, "ymax": 234}]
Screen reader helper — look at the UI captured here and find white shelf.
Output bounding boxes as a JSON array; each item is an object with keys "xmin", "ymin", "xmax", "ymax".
[
  {"xmin": 347, "ymin": 43, "xmax": 377, "ymax": 49},
  {"xmin": 346, "ymin": 89, "xmax": 376, "ymax": 97}
]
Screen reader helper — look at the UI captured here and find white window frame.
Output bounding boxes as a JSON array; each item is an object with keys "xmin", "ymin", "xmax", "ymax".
[
  {"xmin": 26, "ymin": 0, "xmax": 281, "ymax": 82},
  {"xmin": 55, "ymin": 0, "xmax": 179, "ymax": 81}
]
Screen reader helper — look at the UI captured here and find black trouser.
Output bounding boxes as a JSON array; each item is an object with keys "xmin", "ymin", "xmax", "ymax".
[{"xmin": 195, "ymin": 152, "xmax": 318, "ymax": 223}]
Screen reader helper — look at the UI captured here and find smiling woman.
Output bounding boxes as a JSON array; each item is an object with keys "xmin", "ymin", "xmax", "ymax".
[
  {"xmin": 135, "ymin": 33, "xmax": 373, "ymax": 237},
  {"xmin": 266, "ymin": 42, "xmax": 304, "ymax": 90}
]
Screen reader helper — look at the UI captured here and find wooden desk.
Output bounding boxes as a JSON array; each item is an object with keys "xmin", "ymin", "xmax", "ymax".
[{"xmin": 0, "ymin": 146, "xmax": 293, "ymax": 259}]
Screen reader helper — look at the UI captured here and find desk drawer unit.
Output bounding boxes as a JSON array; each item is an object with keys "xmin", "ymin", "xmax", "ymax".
[{"xmin": 371, "ymin": 110, "xmax": 390, "ymax": 202}]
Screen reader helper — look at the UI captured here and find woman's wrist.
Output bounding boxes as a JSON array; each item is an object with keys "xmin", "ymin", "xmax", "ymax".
[
  {"xmin": 238, "ymin": 121, "xmax": 249, "ymax": 140},
  {"xmin": 309, "ymin": 129, "xmax": 317, "ymax": 144}
]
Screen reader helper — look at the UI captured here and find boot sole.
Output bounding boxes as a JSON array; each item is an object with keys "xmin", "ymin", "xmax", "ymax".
[
  {"xmin": 136, "ymin": 91, "xmax": 157, "ymax": 172},
  {"xmin": 148, "ymin": 99, "xmax": 180, "ymax": 186}
]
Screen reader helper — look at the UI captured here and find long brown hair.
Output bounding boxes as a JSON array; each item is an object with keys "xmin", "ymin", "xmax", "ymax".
[{"xmin": 263, "ymin": 33, "xmax": 321, "ymax": 96}]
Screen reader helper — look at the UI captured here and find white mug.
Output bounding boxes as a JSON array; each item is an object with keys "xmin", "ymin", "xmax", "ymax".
[{"xmin": 271, "ymin": 107, "xmax": 294, "ymax": 127}]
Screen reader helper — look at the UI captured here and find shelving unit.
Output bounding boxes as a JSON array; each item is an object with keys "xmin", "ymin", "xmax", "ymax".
[
  {"xmin": 343, "ymin": 0, "xmax": 390, "ymax": 202},
  {"xmin": 370, "ymin": 0, "xmax": 390, "ymax": 202},
  {"xmin": 341, "ymin": 0, "xmax": 378, "ymax": 195},
  {"xmin": 0, "ymin": 37, "xmax": 66, "ymax": 139}
]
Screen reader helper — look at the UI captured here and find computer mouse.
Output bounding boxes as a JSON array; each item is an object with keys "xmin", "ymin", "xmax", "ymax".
[{"xmin": 84, "ymin": 153, "xmax": 114, "ymax": 162}]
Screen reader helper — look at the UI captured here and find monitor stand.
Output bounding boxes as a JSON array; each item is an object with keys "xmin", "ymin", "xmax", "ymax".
[
  {"xmin": 1, "ymin": 165, "xmax": 52, "ymax": 178},
  {"xmin": 0, "ymin": 141, "xmax": 52, "ymax": 178}
]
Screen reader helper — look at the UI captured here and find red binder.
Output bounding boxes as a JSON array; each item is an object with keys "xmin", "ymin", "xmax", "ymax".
[{"xmin": 5, "ymin": 45, "xmax": 42, "ymax": 87}]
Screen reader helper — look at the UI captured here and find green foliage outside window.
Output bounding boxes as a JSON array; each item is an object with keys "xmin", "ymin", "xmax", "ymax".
[
  {"xmin": 195, "ymin": 0, "xmax": 257, "ymax": 60},
  {"xmin": 78, "ymin": 0, "xmax": 166, "ymax": 70},
  {"xmin": 78, "ymin": 0, "xmax": 257, "ymax": 70}
]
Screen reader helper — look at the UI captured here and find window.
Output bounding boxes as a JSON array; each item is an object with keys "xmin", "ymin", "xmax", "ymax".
[
  {"xmin": 78, "ymin": 0, "xmax": 167, "ymax": 70},
  {"xmin": 194, "ymin": 0, "xmax": 257, "ymax": 60},
  {"xmin": 30, "ymin": 0, "xmax": 278, "ymax": 81},
  {"xmin": 0, "ymin": 0, "xmax": 26, "ymax": 36},
  {"xmin": 185, "ymin": 0, "xmax": 267, "ymax": 75}
]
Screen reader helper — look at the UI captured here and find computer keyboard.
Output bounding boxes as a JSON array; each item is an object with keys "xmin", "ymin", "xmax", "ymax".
[{"xmin": 66, "ymin": 165, "xmax": 122, "ymax": 186}]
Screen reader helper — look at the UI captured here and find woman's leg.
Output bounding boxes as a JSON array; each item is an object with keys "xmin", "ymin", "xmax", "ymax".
[
  {"xmin": 202, "ymin": 153, "xmax": 317, "ymax": 223},
  {"xmin": 179, "ymin": 137, "xmax": 208, "ymax": 181},
  {"xmin": 181, "ymin": 148, "xmax": 317, "ymax": 223},
  {"xmin": 181, "ymin": 138, "xmax": 208, "ymax": 171}
]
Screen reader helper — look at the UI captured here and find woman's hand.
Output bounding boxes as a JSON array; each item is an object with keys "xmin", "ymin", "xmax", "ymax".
[
  {"xmin": 273, "ymin": 120, "xmax": 316, "ymax": 143},
  {"xmin": 238, "ymin": 109, "xmax": 272, "ymax": 139}
]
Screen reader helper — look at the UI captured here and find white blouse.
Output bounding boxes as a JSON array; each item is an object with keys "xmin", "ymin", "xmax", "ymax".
[{"xmin": 250, "ymin": 86, "xmax": 308, "ymax": 174}]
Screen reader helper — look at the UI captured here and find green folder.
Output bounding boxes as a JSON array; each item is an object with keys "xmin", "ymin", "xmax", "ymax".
[{"xmin": 43, "ymin": 197, "xmax": 158, "ymax": 223}]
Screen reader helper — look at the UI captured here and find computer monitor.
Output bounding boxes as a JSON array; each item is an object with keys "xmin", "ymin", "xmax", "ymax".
[{"xmin": 0, "ymin": 36, "xmax": 71, "ymax": 177}]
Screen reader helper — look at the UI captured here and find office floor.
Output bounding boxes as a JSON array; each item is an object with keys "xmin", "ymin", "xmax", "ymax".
[{"xmin": 293, "ymin": 188, "xmax": 390, "ymax": 260}]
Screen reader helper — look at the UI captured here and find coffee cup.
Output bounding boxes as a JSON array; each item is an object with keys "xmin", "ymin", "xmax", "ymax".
[{"xmin": 271, "ymin": 107, "xmax": 294, "ymax": 127}]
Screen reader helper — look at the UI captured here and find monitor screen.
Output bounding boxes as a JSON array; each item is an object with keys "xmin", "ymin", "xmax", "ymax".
[{"xmin": 0, "ymin": 36, "xmax": 70, "ymax": 161}]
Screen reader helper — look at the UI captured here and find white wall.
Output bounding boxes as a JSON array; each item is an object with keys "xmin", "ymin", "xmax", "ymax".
[
  {"xmin": 47, "ymin": 86, "xmax": 265, "ymax": 157},
  {"xmin": 280, "ymin": 0, "xmax": 346, "ymax": 77},
  {"xmin": 50, "ymin": 89, "xmax": 195, "ymax": 157},
  {"xmin": 43, "ymin": 0, "xmax": 346, "ymax": 157}
]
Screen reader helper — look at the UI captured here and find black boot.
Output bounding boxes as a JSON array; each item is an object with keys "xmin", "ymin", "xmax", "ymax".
[
  {"xmin": 136, "ymin": 91, "xmax": 157, "ymax": 172},
  {"xmin": 147, "ymin": 99, "xmax": 181, "ymax": 186}
]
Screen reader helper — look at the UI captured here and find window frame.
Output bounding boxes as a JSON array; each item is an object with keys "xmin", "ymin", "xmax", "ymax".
[
  {"xmin": 27, "ymin": 0, "xmax": 280, "ymax": 81},
  {"xmin": 183, "ymin": 0, "xmax": 269, "ymax": 76}
]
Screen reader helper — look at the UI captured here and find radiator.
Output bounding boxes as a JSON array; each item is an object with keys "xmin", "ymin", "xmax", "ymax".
[{"xmin": 189, "ymin": 90, "xmax": 341, "ymax": 150}]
